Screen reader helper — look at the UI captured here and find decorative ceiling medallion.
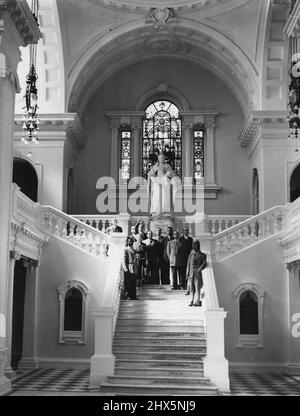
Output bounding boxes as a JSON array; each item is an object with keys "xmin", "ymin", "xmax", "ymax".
[{"xmin": 135, "ymin": 34, "xmax": 189, "ymax": 54}]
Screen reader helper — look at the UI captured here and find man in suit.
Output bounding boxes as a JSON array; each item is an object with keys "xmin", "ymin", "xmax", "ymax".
[
  {"xmin": 106, "ymin": 218, "xmax": 123, "ymax": 234},
  {"xmin": 186, "ymin": 240, "xmax": 207, "ymax": 306},
  {"xmin": 162, "ymin": 226, "xmax": 174, "ymax": 284},
  {"xmin": 177, "ymin": 227, "xmax": 193, "ymax": 291},
  {"xmin": 153, "ymin": 227, "xmax": 164, "ymax": 284},
  {"xmin": 121, "ymin": 237, "xmax": 138, "ymax": 300},
  {"xmin": 144, "ymin": 230, "xmax": 157, "ymax": 284},
  {"xmin": 167, "ymin": 231, "xmax": 180, "ymax": 289}
]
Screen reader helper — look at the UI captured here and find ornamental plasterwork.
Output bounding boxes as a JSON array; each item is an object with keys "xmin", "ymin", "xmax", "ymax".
[
  {"xmin": 135, "ymin": 34, "xmax": 189, "ymax": 54},
  {"xmin": 85, "ymin": 0, "xmax": 247, "ymax": 14},
  {"xmin": 145, "ymin": 8, "xmax": 181, "ymax": 28}
]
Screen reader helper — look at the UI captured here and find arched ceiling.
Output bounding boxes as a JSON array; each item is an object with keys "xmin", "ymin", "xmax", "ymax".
[
  {"xmin": 27, "ymin": 0, "xmax": 288, "ymax": 116},
  {"xmin": 66, "ymin": 16, "xmax": 261, "ymax": 115}
]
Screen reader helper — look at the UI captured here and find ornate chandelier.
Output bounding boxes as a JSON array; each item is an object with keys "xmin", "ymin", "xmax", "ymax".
[
  {"xmin": 287, "ymin": 0, "xmax": 299, "ymax": 151},
  {"xmin": 21, "ymin": 0, "xmax": 40, "ymax": 144}
]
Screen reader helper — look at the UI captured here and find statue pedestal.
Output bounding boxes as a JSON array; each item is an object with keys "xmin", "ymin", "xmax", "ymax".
[{"xmin": 149, "ymin": 215, "xmax": 177, "ymax": 233}]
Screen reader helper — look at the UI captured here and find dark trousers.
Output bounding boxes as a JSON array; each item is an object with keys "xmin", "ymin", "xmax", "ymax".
[
  {"xmin": 124, "ymin": 272, "xmax": 137, "ymax": 299},
  {"xmin": 178, "ymin": 265, "xmax": 187, "ymax": 289},
  {"xmin": 161, "ymin": 260, "xmax": 170, "ymax": 284},
  {"xmin": 170, "ymin": 266, "xmax": 179, "ymax": 288}
]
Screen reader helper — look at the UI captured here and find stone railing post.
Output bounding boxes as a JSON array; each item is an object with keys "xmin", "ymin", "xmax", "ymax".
[
  {"xmin": 90, "ymin": 308, "xmax": 115, "ymax": 387},
  {"xmin": 203, "ymin": 310, "xmax": 230, "ymax": 392}
]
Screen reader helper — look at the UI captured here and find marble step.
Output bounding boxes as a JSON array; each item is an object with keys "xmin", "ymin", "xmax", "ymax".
[
  {"xmin": 115, "ymin": 324, "xmax": 204, "ymax": 332},
  {"xmin": 116, "ymin": 318, "xmax": 204, "ymax": 325},
  {"xmin": 115, "ymin": 331, "xmax": 206, "ymax": 338},
  {"xmin": 113, "ymin": 344, "xmax": 206, "ymax": 353},
  {"xmin": 115, "ymin": 359, "xmax": 204, "ymax": 369},
  {"xmin": 106, "ymin": 374, "xmax": 212, "ymax": 386},
  {"xmin": 114, "ymin": 351, "xmax": 205, "ymax": 360},
  {"xmin": 113, "ymin": 337, "xmax": 206, "ymax": 345},
  {"xmin": 114, "ymin": 367, "xmax": 205, "ymax": 377},
  {"xmin": 100, "ymin": 382, "xmax": 219, "ymax": 395}
]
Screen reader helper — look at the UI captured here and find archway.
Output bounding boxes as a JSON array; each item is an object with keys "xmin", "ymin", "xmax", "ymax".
[
  {"xmin": 13, "ymin": 158, "xmax": 38, "ymax": 202},
  {"xmin": 290, "ymin": 163, "xmax": 300, "ymax": 202}
]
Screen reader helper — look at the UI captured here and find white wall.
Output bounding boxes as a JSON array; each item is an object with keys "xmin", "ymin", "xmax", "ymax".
[
  {"xmin": 36, "ymin": 236, "xmax": 111, "ymax": 363},
  {"xmin": 213, "ymin": 235, "xmax": 289, "ymax": 370}
]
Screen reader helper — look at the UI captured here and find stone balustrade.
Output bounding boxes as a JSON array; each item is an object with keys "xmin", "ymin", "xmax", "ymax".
[
  {"xmin": 205, "ymin": 215, "xmax": 250, "ymax": 235},
  {"xmin": 212, "ymin": 206, "xmax": 285, "ymax": 261},
  {"xmin": 73, "ymin": 213, "xmax": 250, "ymax": 236},
  {"xmin": 42, "ymin": 207, "xmax": 111, "ymax": 260},
  {"xmin": 11, "ymin": 183, "xmax": 40, "ymax": 226}
]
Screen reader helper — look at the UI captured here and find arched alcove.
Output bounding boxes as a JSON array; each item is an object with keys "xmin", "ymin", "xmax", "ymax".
[
  {"xmin": 290, "ymin": 163, "xmax": 300, "ymax": 203},
  {"xmin": 13, "ymin": 158, "xmax": 38, "ymax": 202}
]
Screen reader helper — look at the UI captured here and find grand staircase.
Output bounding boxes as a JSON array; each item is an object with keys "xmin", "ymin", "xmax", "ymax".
[{"xmin": 100, "ymin": 285, "xmax": 220, "ymax": 395}]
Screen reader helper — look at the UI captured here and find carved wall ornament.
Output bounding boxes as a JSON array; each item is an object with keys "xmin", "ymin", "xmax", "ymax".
[
  {"xmin": 146, "ymin": 8, "xmax": 181, "ymax": 29},
  {"xmin": 135, "ymin": 34, "xmax": 189, "ymax": 55}
]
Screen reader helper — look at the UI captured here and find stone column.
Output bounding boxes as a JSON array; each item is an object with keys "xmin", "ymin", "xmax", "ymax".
[
  {"xmin": 5, "ymin": 250, "xmax": 21, "ymax": 377},
  {"xmin": 0, "ymin": 0, "xmax": 41, "ymax": 394},
  {"xmin": 205, "ymin": 116, "xmax": 216, "ymax": 185},
  {"xmin": 286, "ymin": 261, "xmax": 300, "ymax": 372},
  {"xmin": 131, "ymin": 118, "xmax": 142, "ymax": 178},
  {"xmin": 182, "ymin": 119, "xmax": 193, "ymax": 181},
  {"xmin": 18, "ymin": 259, "xmax": 39, "ymax": 370},
  {"xmin": 109, "ymin": 119, "xmax": 120, "ymax": 181}
]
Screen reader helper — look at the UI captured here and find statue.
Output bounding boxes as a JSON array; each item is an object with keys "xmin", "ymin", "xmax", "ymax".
[{"xmin": 147, "ymin": 153, "xmax": 180, "ymax": 217}]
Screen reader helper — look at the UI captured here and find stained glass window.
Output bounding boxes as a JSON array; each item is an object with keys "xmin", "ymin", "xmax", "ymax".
[
  {"xmin": 120, "ymin": 126, "xmax": 131, "ymax": 180},
  {"xmin": 193, "ymin": 123, "xmax": 205, "ymax": 180},
  {"xmin": 142, "ymin": 100, "xmax": 182, "ymax": 178}
]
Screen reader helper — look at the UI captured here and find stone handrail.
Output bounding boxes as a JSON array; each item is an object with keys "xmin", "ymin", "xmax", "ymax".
[
  {"xmin": 212, "ymin": 206, "xmax": 285, "ymax": 261},
  {"xmin": 11, "ymin": 183, "xmax": 40, "ymax": 226},
  {"xmin": 202, "ymin": 252, "xmax": 220, "ymax": 311},
  {"xmin": 205, "ymin": 215, "xmax": 250, "ymax": 235},
  {"xmin": 73, "ymin": 215, "xmax": 116, "ymax": 233},
  {"xmin": 42, "ymin": 207, "xmax": 111, "ymax": 259}
]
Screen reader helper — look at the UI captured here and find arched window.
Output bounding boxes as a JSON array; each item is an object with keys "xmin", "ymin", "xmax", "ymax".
[
  {"xmin": 233, "ymin": 283, "xmax": 265, "ymax": 348},
  {"xmin": 142, "ymin": 100, "xmax": 182, "ymax": 178},
  {"xmin": 239, "ymin": 290, "xmax": 259, "ymax": 334},
  {"xmin": 290, "ymin": 163, "xmax": 300, "ymax": 202},
  {"xmin": 64, "ymin": 288, "xmax": 83, "ymax": 331},
  {"xmin": 58, "ymin": 280, "xmax": 89, "ymax": 344}
]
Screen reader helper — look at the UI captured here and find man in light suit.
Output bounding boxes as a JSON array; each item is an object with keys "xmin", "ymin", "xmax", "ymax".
[{"xmin": 186, "ymin": 240, "xmax": 207, "ymax": 306}]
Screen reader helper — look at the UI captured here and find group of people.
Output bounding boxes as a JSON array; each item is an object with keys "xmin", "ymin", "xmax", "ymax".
[{"xmin": 121, "ymin": 222, "xmax": 207, "ymax": 307}]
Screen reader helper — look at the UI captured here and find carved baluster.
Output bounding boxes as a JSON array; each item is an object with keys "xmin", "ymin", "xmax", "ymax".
[
  {"xmin": 88, "ymin": 232, "xmax": 95, "ymax": 254},
  {"xmin": 265, "ymin": 216, "xmax": 271, "ymax": 237},
  {"xmin": 258, "ymin": 219, "xmax": 263, "ymax": 239},
  {"xmin": 68, "ymin": 223, "xmax": 76, "ymax": 243},
  {"xmin": 61, "ymin": 220, "xmax": 68, "ymax": 238},
  {"xmin": 248, "ymin": 222, "xmax": 255, "ymax": 242}
]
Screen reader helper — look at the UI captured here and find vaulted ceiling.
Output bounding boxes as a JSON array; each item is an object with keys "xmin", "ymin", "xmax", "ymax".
[{"xmin": 15, "ymin": 0, "xmax": 290, "ymax": 116}]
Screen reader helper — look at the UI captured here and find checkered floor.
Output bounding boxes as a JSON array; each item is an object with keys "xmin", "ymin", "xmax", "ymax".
[
  {"xmin": 5, "ymin": 368, "xmax": 300, "ymax": 396},
  {"xmin": 230, "ymin": 373, "xmax": 300, "ymax": 396}
]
